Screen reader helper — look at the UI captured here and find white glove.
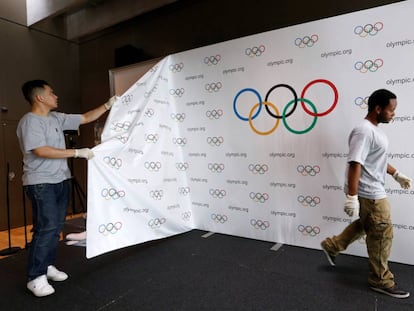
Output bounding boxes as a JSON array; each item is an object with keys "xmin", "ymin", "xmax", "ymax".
[
  {"xmin": 344, "ymin": 194, "xmax": 359, "ymax": 217},
  {"xmin": 74, "ymin": 148, "xmax": 94, "ymax": 160},
  {"xmin": 104, "ymin": 95, "xmax": 119, "ymax": 110},
  {"xmin": 393, "ymin": 171, "xmax": 412, "ymax": 189}
]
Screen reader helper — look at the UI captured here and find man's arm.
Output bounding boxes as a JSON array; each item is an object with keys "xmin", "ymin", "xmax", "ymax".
[
  {"xmin": 80, "ymin": 104, "xmax": 108, "ymax": 125},
  {"xmin": 33, "ymin": 146, "xmax": 76, "ymax": 159},
  {"xmin": 347, "ymin": 161, "xmax": 361, "ymax": 195},
  {"xmin": 33, "ymin": 146, "xmax": 94, "ymax": 160},
  {"xmin": 80, "ymin": 96, "xmax": 118, "ymax": 125}
]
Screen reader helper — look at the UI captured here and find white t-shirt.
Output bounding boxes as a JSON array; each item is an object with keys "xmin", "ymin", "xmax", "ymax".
[
  {"xmin": 344, "ymin": 119, "xmax": 388, "ymax": 199},
  {"xmin": 17, "ymin": 111, "xmax": 82, "ymax": 186}
]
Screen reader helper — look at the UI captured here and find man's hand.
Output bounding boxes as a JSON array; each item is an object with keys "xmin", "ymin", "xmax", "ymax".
[
  {"xmin": 104, "ymin": 95, "xmax": 119, "ymax": 110},
  {"xmin": 344, "ymin": 194, "xmax": 359, "ymax": 217},
  {"xmin": 393, "ymin": 171, "xmax": 412, "ymax": 189},
  {"xmin": 74, "ymin": 148, "xmax": 94, "ymax": 160}
]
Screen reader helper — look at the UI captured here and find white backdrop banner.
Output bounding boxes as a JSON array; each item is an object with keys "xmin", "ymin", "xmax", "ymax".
[{"xmin": 87, "ymin": 0, "xmax": 414, "ymax": 263}]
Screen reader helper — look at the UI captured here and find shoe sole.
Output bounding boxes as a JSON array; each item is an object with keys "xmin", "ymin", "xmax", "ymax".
[
  {"xmin": 370, "ymin": 286, "xmax": 410, "ymax": 299},
  {"xmin": 321, "ymin": 245, "xmax": 335, "ymax": 266}
]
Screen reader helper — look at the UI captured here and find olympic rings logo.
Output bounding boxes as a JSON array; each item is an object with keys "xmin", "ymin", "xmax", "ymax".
[
  {"xmin": 297, "ymin": 165, "xmax": 320, "ymax": 176},
  {"xmin": 298, "ymin": 225, "xmax": 320, "ymax": 237},
  {"xmin": 121, "ymin": 94, "xmax": 133, "ymax": 104},
  {"xmin": 111, "ymin": 121, "xmax": 131, "ymax": 132},
  {"xmin": 211, "ymin": 213, "xmax": 228, "ymax": 223},
  {"xmin": 208, "ymin": 163, "xmax": 225, "ymax": 173},
  {"xmin": 150, "ymin": 189, "xmax": 164, "ymax": 200},
  {"xmin": 295, "ymin": 34, "xmax": 318, "ymax": 48},
  {"xmin": 176, "ymin": 162, "xmax": 189, "ymax": 171},
  {"xmin": 354, "ymin": 59, "xmax": 383, "ymax": 73},
  {"xmin": 99, "ymin": 222, "xmax": 122, "ymax": 235},
  {"xmin": 101, "ymin": 188, "xmax": 125, "ymax": 200},
  {"xmin": 354, "ymin": 22, "xmax": 383, "ymax": 37},
  {"xmin": 250, "ymin": 219, "xmax": 270, "ymax": 230},
  {"xmin": 169, "ymin": 62, "xmax": 184, "ymax": 72},
  {"xmin": 170, "ymin": 112, "xmax": 186, "ymax": 122},
  {"xmin": 249, "ymin": 192, "xmax": 269, "ymax": 203},
  {"xmin": 145, "ymin": 133, "xmax": 159, "ymax": 143},
  {"xmin": 173, "ymin": 137, "xmax": 187, "ymax": 146},
  {"xmin": 209, "ymin": 188, "xmax": 226, "ymax": 199},
  {"xmin": 233, "ymin": 79, "xmax": 338, "ymax": 135},
  {"xmin": 355, "ymin": 96, "xmax": 368, "ymax": 109},
  {"xmin": 297, "ymin": 195, "xmax": 321, "ymax": 207},
  {"xmin": 245, "ymin": 45, "xmax": 265, "ymax": 57},
  {"xmin": 145, "ymin": 108, "xmax": 155, "ymax": 117},
  {"xmin": 178, "ymin": 187, "xmax": 190, "ymax": 195},
  {"xmin": 206, "ymin": 109, "xmax": 223, "ymax": 120},
  {"xmin": 207, "ymin": 136, "xmax": 224, "ymax": 146},
  {"xmin": 116, "ymin": 135, "xmax": 129, "ymax": 144},
  {"xmin": 148, "ymin": 218, "xmax": 166, "ymax": 229},
  {"xmin": 145, "ymin": 161, "xmax": 161, "ymax": 172},
  {"xmin": 182, "ymin": 211, "xmax": 192, "ymax": 221},
  {"xmin": 103, "ymin": 156, "xmax": 122, "ymax": 169},
  {"xmin": 205, "ymin": 82, "xmax": 222, "ymax": 92},
  {"xmin": 169, "ymin": 88, "xmax": 185, "ymax": 97},
  {"xmin": 204, "ymin": 55, "xmax": 221, "ymax": 65},
  {"xmin": 248, "ymin": 164, "xmax": 268, "ymax": 175}
]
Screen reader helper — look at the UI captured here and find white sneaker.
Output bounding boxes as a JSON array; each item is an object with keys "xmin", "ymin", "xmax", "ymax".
[
  {"xmin": 47, "ymin": 265, "xmax": 68, "ymax": 281},
  {"xmin": 27, "ymin": 275, "xmax": 55, "ymax": 297}
]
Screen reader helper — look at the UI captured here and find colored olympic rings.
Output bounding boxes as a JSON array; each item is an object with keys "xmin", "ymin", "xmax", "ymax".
[
  {"xmin": 233, "ymin": 79, "xmax": 338, "ymax": 135},
  {"xmin": 233, "ymin": 88, "xmax": 262, "ymax": 121},
  {"xmin": 283, "ymin": 98, "xmax": 317, "ymax": 134},
  {"xmin": 300, "ymin": 79, "xmax": 338, "ymax": 117},
  {"xmin": 249, "ymin": 102, "xmax": 280, "ymax": 135}
]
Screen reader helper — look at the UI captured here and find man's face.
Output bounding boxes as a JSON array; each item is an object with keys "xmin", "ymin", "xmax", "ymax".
[
  {"xmin": 39, "ymin": 85, "xmax": 59, "ymax": 109},
  {"xmin": 377, "ymin": 98, "xmax": 397, "ymax": 123}
]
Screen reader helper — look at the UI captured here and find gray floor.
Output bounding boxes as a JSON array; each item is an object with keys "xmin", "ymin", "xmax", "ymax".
[{"xmin": 0, "ymin": 218, "xmax": 413, "ymax": 310}]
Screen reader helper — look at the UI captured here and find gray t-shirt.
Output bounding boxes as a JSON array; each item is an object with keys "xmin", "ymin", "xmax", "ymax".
[
  {"xmin": 17, "ymin": 111, "xmax": 82, "ymax": 186},
  {"xmin": 344, "ymin": 119, "xmax": 388, "ymax": 199}
]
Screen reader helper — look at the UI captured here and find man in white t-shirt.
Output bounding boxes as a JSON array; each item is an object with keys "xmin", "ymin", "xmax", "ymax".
[{"xmin": 321, "ymin": 89, "xmax": 412, "ymax": 299}]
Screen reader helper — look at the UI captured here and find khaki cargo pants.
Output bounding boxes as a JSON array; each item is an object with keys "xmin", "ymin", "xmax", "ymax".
[{"xmin": 322, "ymin": 197, "xmax": 394, "ymax": 288}]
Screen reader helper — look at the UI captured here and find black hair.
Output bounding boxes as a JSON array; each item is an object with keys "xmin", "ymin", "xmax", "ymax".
[
  {"xmin": 21, "ymin": 80, "xmax": 50, "ymax": 104},
  {"xmin": 367, "ymin": 89, "xmax": 396, "ymax": 112}
]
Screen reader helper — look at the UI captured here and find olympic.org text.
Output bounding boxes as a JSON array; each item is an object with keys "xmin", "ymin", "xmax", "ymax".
[
  {"xmin": 267, "ymin": 58, "xmax": 293, "ymax": 67},
  {"xmin": 386, "ymin": 77, "xmax": 414, "ymax": 86},
  {"xmin": 192, "ymin": 201, "xmax": 209, "ymax": 208},
  {"xmin": 322, "ymin": 152, "xmax": 348, "ymax": 159},
  {"xmin": 227, "ymin": 179, "xmax": 248, "ymax": 186},
  {"xmin": 271, "ymin": 211, "xmax": 296, "ymax": 218},
  {"xmin": 323, "ymin": 185, "xmax": 343, "ymax": 191},
  {"xmin": 226, "ymin": 152, "xmax": 247, "ymax": 158},
  {"xmin": 269, "ymin": 152, "xmax": 295, "ymax": 158},
  {"xmin": 321, "ymin": 48, "xmax": 352, "ymax": 58},
  {"xmin": 385, "ymin": 188, "xmax": 414, "ymax": 195},
  {"xmin": 270, "ymin": 182, "xmax": 296, "ymax": 189},
  {"xmin": 392, "ymin": 116, "xmax": 414, "ymax": 123},
  {"xmin": 387, "ymin": 152, "xmax": 414, "ymax": 159},
  {"xmin": 322, "ymin": 215, "xmax": 351, "ymax": 225},
  {"xmin": 393, "ymin": 223, "xmax": 414, "ymax": 231},
  {"xmin": 123, "ymin": 207, "xmax": 149, "ymax": 214},
  {"xmin": 228, "ymin": 205, "xmax": 249, "ymax": 213},
  {"xmin": 386, "ymin": 39, "xmax": 414, "ymax": 49}
]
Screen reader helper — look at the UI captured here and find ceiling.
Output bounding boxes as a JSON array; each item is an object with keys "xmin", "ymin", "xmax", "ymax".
[{"xmin": 27, "ymin": 0, "xmax": 179, "ymax": 42}]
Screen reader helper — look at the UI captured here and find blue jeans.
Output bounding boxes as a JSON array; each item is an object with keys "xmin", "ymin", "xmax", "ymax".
[{"xmin": 25, "ymin": 180, "xmax": 70, "ymax": 280}]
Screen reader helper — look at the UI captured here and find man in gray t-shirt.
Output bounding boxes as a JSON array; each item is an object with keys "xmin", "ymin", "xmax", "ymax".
[
  {"xmin": 321, "ymin": 89, "xmax": 412, "ymax": 299},
  {"xmin": 18, "ymin": 79, "xmax": 117, "ymax": 297}
]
